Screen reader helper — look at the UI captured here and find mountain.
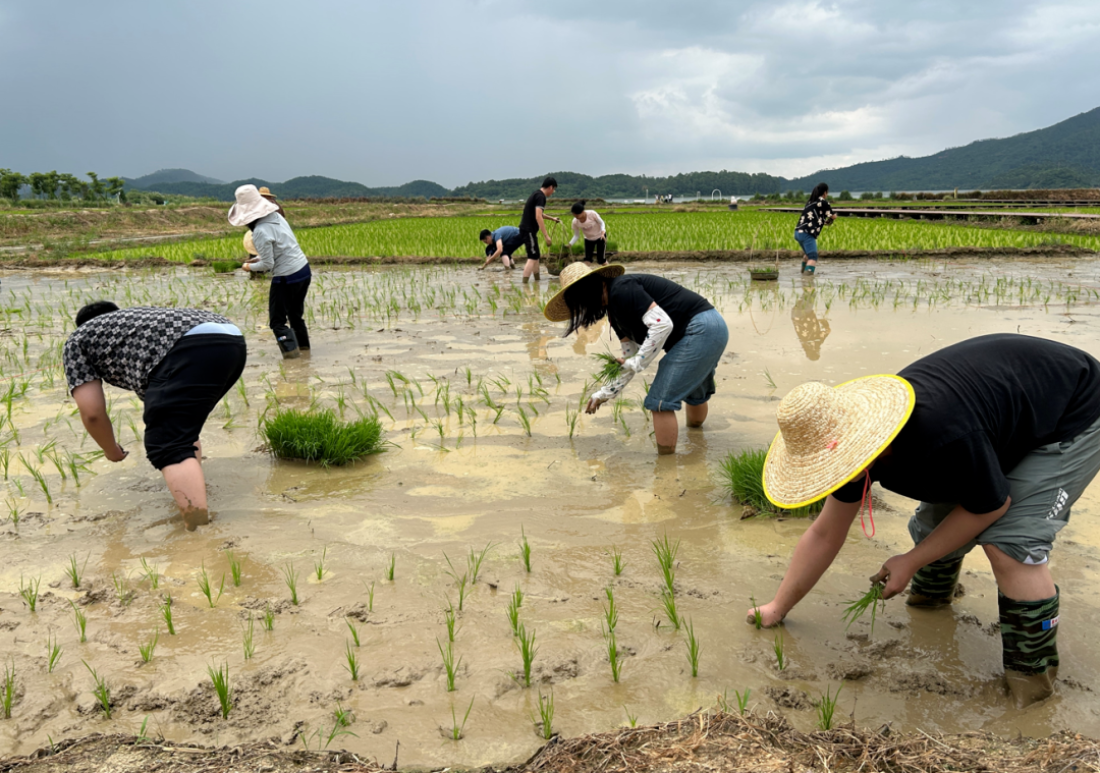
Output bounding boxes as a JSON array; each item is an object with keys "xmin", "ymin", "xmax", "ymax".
[
  {"xmin": 125, "ymin": 168, "xmax": 224, "ymax": 187},
  {"xmin": 451, "ymin": 170, "xmax": 785, "ymax": 200},
  {"xmin": 128, "ymin": 174, "xmax": 450, "ymax": 201},
  {"xmin": 788, "ymin": 107, "xmax": 1100, "ymax": 191}
]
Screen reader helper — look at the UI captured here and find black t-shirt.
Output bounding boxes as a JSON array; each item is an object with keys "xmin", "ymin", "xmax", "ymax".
[
  {"xmin": 606, "ymin": 274, "xmax": 714, "ymax": 352},
  {"xmin": 834, "ymin": 334, "xmax": 1100, "ymax": 513},
  {"xmin": 795, "ymin": 198, "xmax": 834, "ymax": 237},
  {"xmin": 520, "ymin": 189, "xmax": 546, "ymax": 234}
]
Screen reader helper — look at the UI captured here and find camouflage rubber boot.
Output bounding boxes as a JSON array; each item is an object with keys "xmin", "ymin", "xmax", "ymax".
[
  {"xmin": 1000, "ymin": 589, "xmax": 1060, "ymax": 708},
  {"xmin": 906, "ymin": 556, "xmax": 964, "ymax": 607}
]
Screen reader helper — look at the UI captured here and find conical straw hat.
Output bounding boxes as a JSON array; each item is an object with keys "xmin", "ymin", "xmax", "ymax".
[
  {"xmin": 763, "ymin": 376, "xmax": 915, "ymax": 508},
  {"xmin": 243, "ymin": 230, "xmax": 258, "ymax": 256},
  {"xmin": 543, "ymin": 262, "xmax": 625, "ymax": 322}
]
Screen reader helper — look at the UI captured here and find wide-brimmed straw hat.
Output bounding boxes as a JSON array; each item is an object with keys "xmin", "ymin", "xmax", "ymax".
[
  {"xmin": 763, "ymin": 376, "xmax": 915, "ymax": 508},
  {"xmin": 243, "ymin": 230, "xmax": 258, "ymax": 256},
  {"xmin": 258, "ymin": 186, "xmax": 276, "ymax": 199},
  {"xmin": 227, "ymin": 184, "xmax": 279, "ymax": 226},
  {"xmin": 543, "ymin": 262, "xmax": 625, "ymax": 322}
]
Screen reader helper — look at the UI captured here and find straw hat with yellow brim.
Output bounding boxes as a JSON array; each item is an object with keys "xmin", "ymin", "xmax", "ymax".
[
  {"xmin": 243, "ymin": 230, "xmax": 258, "ymax": 256},
  {"xmin": 258, "ymin": 186, "xmax": 277, "ymax": 199},
  {"xmin": 762, "ymin": 376, "xmax": 915, "ymax": 509},
  {"xmin": 543, "ymin": 262, "xmax": 625, "ymax": 322}
]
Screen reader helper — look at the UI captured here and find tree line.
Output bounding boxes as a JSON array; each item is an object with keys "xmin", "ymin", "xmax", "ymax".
[{"xmin": 0, "ymin": 170, "xmax": 127, "ymax": 203}]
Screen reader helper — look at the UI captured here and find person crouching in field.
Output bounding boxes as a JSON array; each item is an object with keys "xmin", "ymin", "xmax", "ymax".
[
  {"xmin": 568, "ymin": 201, "xmax": 608, "ymax": 265},
  {"xmin": 63, "ymin": 303, "xmax": 247, "ymax": 531},
  {"xmin": 544, "ymin": 264, "xmax": 728, "ymax": 455},
  {"xmin": 794, "ymin": 183, "xmax": 836, "ymax": 275},
  {"xmin": 229, "ymin": 184, "xmax": 312, "ymax": 358},
  {"xmin": 752, "ymin": 334, "xmax": 1100, "ymax": 707},
  {"xmin": 479, "ymin": 225, "xmax": 525, "ymax": 270},
  {"xmin": 519, "ymin": 177, "xmax": 562, "ymax": 283}
]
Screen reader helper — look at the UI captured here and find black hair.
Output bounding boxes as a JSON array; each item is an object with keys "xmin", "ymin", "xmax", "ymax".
[
  {"xmin": 570, "ymin": 200, "xmax": 586, "ymax": 216},
  {"xmin": 809, "ymin": 183, "xmax": 829, "ymax": 202},
  {"xmin": 542, "ymin": 176, "xmax": 558, "ymax": 190},
  {"xmin": 479, "ymin": 229, "xmax": 492, "ymax": 240},
  {"xmin": 76, "ymin": 301, "xmax": 119, "ymax": 327},
  {"xmin": 563, "ymin": 275, "xmax": 609, "ymax": 337}
]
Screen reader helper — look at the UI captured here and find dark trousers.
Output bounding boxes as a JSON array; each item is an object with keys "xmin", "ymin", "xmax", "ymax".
[
  {"xmin": 269, "ymin": 277, "xmax": 311, "ymax": 352},
  {"xmin": 584, "ymin": 238, "xmax": 606, "ymax": 264}
]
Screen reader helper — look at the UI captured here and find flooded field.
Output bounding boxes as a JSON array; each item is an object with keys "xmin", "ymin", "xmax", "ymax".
[{"xmin": 2, "ymin": 257, "xmax": 1100, "ymax": 768}]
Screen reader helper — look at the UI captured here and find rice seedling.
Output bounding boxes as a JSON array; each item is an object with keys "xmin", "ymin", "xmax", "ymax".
[
  {"xmin": 685, "ymin": 618, "xmax": 701, "ymax": 677},
  {"xmin": 467, "ymin": 541, "xmax": 495, "ymax": 584},
  {"xmin": 719, "ymin": 688, "xmax": 751, "ymax": 715},
  {"xmin": 565, "ymin": 404, "xmax": 579, "ymax": 439},
  {"xmin": 610, "ymin": 547, "xmax": 625, "ymax": 576},
  {"xmin": 262, "ymin": 604, "xmax": 275, "ymax": 631},
  {"xmin": 517, "ymin": 624, "xmax": 538, "ymax": 687},
  {"xmin": 207, "ymin": 662, "xmax": 233, "ymax": 718},
  {"xmin": 65, "ymin": 553, "xmax": 88, "ymax": 588},
  {"xmin": 773, "ymin": 633, "xmax": 786, "ymax": 671},
  {"xmin": 260, "ymin": 409, "xmax": 388, "ymax": 467},
  {"xmin": 111, "ymin": 572, "xmax": 134, "ymax": 607},
  {"xmin": 817, "ymin": 684, "xmax": 842, "ymax": 730},
  {"xmin": 506, "ymin": 593, "xmax": 521, "ymax": 637},
  {"xmin": 138, "ymin": 630, "xmax": 159, "ymax": 664},
  {"xmin": 159, "ymin": 595, "xmax": 175, "ymax": 636},
  {"xmin": 603, "ymin": 586, "xmax": 618, "ymax": 632},
  {"xmin": 196, "ymin": 562, "xmax": 225, "ymax": 608},
  {"xmin": 346, "ymin": 618, "xmax": 361, "ymax": 647},
  {"xmin": 652, "ymin": 534, "xmax": 679, "ymax": 596},
  {"xmin": 71, "ymin": 601, "xmax": 87, "ymax": 642},
  {"xmin": 659, "ymin": 591, "xmax": 682, "ymax": 631},
  {"xmin": 444, "ymin": 603, "xmax": 457, "ymax": 642},
  {"xmin": 2, "ymin": 661, "xmax": 15, "ymax": 718},
  {"xmin": 446, "ymin": 697, "xmax": 474, "ymax": 741},
  {"xmin": 604, "ymin": 626, "xmax": 622, "ymax": 683},
  {"xmin": 19, "ymin": 575, "xmax": 40, "ymax": 612},
  {"xmin": 750, "ymin": 595, "xmax": 763, "ymax": 630},
  {"xmin": 519, "ymin": 527, "xmax": 532, "ymax": 573},
  {"xmin": 720, "ymin": 448, "xmax": 824, "ymax": 517},
  {"xmin": 83, "ymin": 662, "xmax": 111, "ymax": 719},
  {"xmin": 140, "ymin": 557, "xmax": 159, "ymax": 590},
  {"xmin": 763, "ymin": 367, "xmax": 777, "ymax": 390},
  {"xmin": 624, "ymin": 707, "xmax": 638, "ymax": 727},
  {"xmin": 365, "ymin": 580, "xmax": 375, "ymax": 612},
  {"xmin": 516, "ymin": 405, "xmax": 532, "ymax": 437},
  {"xmin": 438, "ymin": 638, "xmax": 460, "ymax": 692},
  {"xmin": 334, "ymin": 701, "xmax": 353, "ymax": 728},
  {"xmin": 243, "ymin": 616, "xmax": 256, "ymax": 659},
  {"xmin": 535, "ymin": 690, "xmax": 555, "ymax": 740},
  {"xmin": 591, "ymin": 352, "xmax": 623, "ymax": 385},
  {"xmin": 385, "ymin": 553, "xmax": 395, "ymax": 582},
  {"xmin": 46, "ymin": 633, "xmax": 62, "ymax": 673},
  {"xmin": 282, "ymin": 562, "xmax": 300, "ymax": 605},
  {"xmin": 227, "ymin": 551, "xmax": 243, "ymax": 587},
  {"xmin": 842, "ymin": 582, "xmax": 886, "ymax": 633},
  {"xmin": 211, "ymin": 260, "xmax": 242, "ymax": 274},
  {"xmin": 314, "ymin": 546, "xmax": 328, "ymax": 581}
]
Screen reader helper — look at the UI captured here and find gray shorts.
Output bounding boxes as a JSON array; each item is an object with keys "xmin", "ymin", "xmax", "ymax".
[{"xmin": 909, "ymin": 412, "xmax": 1100, "ymax": 565}]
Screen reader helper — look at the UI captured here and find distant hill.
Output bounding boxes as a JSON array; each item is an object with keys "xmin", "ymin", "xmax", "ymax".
[
  {"xmin": 789, "ymin": 107, "xmax": 1100, "ymax": 191},
  {"xmin": 129, "ymin": 174, "xmax": 450, "ymax": 201},
  {"xmin": 451, "ymin": 170, "xmax": 786, "ymax": 200},
  {"xmin": 125, "ymin": 168, "xmax": 224, "ymax": 188}
]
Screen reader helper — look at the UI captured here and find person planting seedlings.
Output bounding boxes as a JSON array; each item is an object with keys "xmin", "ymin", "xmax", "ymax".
[
  {"xmin": 63, "ymin": 303, "xmax": 247, "ymax": 532},
  {"xmin": 518, "ymin": 177, "xmax": 562, "ymax": 284},
  {"xmin": 794, "ymin": 183, "xmax": 836, "ymax": 275},
  {"xmin": 229, "ymin": 184, "xmax": 312, "ymax": 359},
  {"xmin": 544, "ymin": 263, "xmax": 728, "ymax": 455},
  {"xmin": 750, "ymin": 333, "xmax": 1100, "ymax": 707},
  {"xmin": 257, "ymin": 186, "xmax": 285, "ymax": 218},
  {"xmin": 568, "ymin": 201, "xmax": 608, "ymax": 266},
  {"xmin": 479, "ymin": 226, "xmax": 525, "ymax": 270}
]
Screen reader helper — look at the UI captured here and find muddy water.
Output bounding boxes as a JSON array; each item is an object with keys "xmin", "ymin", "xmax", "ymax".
[{"xmin": 1, "ymin": 258, "xmax": 1100, "ymax": 766}]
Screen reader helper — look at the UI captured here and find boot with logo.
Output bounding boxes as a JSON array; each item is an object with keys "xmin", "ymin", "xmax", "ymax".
[
  {"xmin": 275, "ymin": 330, "xmax": 300, "ymax": 359},
  {"xmin": 1000, "ymin": 589, "xmax": 1060, "ymax": 707},
  {"xmin": 906, "ymin": 556, "xmax": 964, "ymax": 607}
]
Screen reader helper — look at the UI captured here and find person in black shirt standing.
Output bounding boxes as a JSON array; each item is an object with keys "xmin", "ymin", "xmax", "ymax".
[
  {"xmin": 750, "ymin": 334, "xmax": 1100, "ymax": 707},
  {"xmin": 794, "ymin": 183, "xmax": 836, "ymax": 275},
  {"xmin": 519, "ymin": 176, "xmax": 562, "ymax": 284},
  {"xmin": 544, "ymin": 263, "xmax": 728, "ymax": 455}
]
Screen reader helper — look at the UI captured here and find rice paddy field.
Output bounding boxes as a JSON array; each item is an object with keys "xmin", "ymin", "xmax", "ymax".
[{"xmin": 3, "ymin": 251, "xmax": 1100, "ymax": 769}]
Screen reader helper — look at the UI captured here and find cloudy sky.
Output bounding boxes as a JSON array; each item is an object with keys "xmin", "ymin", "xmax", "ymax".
[{"xmin": 3, "ymin": 1, "xmax": 1099, "ymax": 188}]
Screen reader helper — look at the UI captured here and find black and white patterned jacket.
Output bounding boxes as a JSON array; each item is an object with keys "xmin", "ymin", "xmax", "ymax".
[{"xmin": 795, "ymin": 198, "xmax": 835, "ymax": 238}]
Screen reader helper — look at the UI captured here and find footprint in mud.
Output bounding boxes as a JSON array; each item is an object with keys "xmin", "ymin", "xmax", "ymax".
[
  {"xmin": 328, "ymin": 601, "xmax": 371, "ymax": 622},
  {"xmin": 172, "ymin": 660, "xmax": 306, "ymax": 733},
  {"xmin": 888, "ymin": 669, "xmax": 974, "ymax": 697},
  {"xmin": 764, "ymin": 686, "xmax": 813, "ymax": 711},
  {"xmin": 827, "ymin": 662, "xmax": 874, "ymax": 681},
  {"xmin": 373, "ymin": 666, "xmax": 427, "ymax": 689}
]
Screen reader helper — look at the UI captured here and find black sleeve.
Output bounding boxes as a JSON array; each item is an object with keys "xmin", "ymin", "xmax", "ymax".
[
  {"xmin": 832, "ymin": 471, "xmax": 868, "ymax": 503},
  {"xmin": 940, "ymin": 433, "xmax": 1011, "ymax": 514}
]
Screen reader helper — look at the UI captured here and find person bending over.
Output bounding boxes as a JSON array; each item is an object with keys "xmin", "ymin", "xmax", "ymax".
[
  {"xmin": 568, "ymin": 201, "xmax": 607, "ymax": 265},
  {"xmin": 753, "ymin": 334, "xmax": 1100, "ymax": 707},
  {"xmin": 230, "ymin": 184, "xmax": 312, "ymax": 358},
  {"xmin": 480, "ymin": 225, "xmax": 525, "ymax": 270},
  {"xmin": 544, "ymin": 263, "xmax": 728, "ymax": 455},
  {"xmin": 794, "ymin": 183, "xmax": 836, "ymax": 275},
  {"xmin": 518, "ymin": 176, "xmax": 562, "ymax": 283},
  {"xmin": 63, "ymin": 303, "xmax": 247, "ymax": 531}
]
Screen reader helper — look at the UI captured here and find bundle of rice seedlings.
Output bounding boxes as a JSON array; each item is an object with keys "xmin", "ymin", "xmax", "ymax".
[
  {"xmin": 720, "ymin": 448, "xmax": 824, "ymax": 518},
  {"xmin": 211, "ymin": 261, "xmax": 242, "ymax": 274},
  {"xmin": 261, "ymin": 409, "xmax": 388, "ymax": 467},
  {"xmin": 591, "ymin": 352, "xmax": 623, "ymax": 385},
  {"xmin": 842, "ymin": 583, "xmax": 886, "ymax": 633}
]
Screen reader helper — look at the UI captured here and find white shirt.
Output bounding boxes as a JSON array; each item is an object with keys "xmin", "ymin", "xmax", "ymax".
[{"xmin": 569, "ymin": 210, "xmax": 606, "ymax": 245}]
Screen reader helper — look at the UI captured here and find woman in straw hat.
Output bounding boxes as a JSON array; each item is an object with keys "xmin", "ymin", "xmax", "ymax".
[
  {"xmin": 752, "ymin": 333, "xmax": 1100, "ymax": 707},
  {"xmin": 228, "ymin": 184, "xmax": 312, "ymax": 358},
  {"xmin": 544, "ymin": 263, "xmax": 728, "ymax": 454},
  {"xmin": 258, "ymin": 186, "xmax": 285, "ymax": 218}
]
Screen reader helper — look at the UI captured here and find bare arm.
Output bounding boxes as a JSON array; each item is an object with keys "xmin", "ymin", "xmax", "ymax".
[
  {"xmin": 72, "ymin": 381, "xmax": 127, "ymax": 461},
  {"xmin": 748, "ymin": 494, "xmax": 861, "ymax": 626},
  {"xmin": 480, "ymin": 239, "xmax": 505, "ymax": 269}
]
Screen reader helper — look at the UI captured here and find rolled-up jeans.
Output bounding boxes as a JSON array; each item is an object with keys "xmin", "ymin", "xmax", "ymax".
[
  {"xmin": 794, "ymin": 230, "xmax": 818, "ymax": 261},
  {"xmin": 643, "ymin": 309, "xmax": 729, "ymax": 412}
]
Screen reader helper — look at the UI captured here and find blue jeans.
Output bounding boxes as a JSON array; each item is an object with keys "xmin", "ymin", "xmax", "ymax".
[
  {"xmin": 794, "ymin": 230, "xmax": 818, "ymax": 260},
  {"xmin": 644, "ymin": 309, "xmax": 729, "ymax": 412}
]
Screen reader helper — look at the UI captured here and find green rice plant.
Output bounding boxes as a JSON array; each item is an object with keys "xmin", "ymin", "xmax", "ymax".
[
  {"xmin": 659, "ymin": 590, "xmax": 681, "ymax": 631},
  {"xmin": 19, "ymin": 575, "xmax": 40, "ymax": 611},
  {"xmin": 83, "ymin": 661, "xmax": 111, "ymax": 719},
  {"xmin": 260, "ymin": 409, "xmax": 388, "ymax": 467},
  {"xmin": 138, "ymin": 630, "xmax": 159, "ymax": 664},
  {"xmin": 138, "ymin": 558, "xmax": 159, "ymax": 590},
  {"xmin": 817, "ymin": 684, "xmax": 842, "ymax": 730},
  {"xmin": 592, "ymin": 352, "xmax": 623, "ymax": 385},
  {"xmin": 444, "ymin": 603, "xmax": 457, "ymax": 642},
  {"xmin": 196, "ymin": 562, "xmax": 225, "ymax": 608},
  {"xmin": 719, "ymin": 688, "xmax": 751, "ymax": 715},
  {"xmin": 314, "ymin": 546, "xmax": 328, "ymax": 581},
  {"xmin": 763, "ymin": 367, "xmax": 777, "ymax": 390},
  {"xmin": 519, "ymin": 527, "xmax": 532, "ymax": 573},
  {"xmin": 517, "ymin": 624, "xmax": 538, "ymax": 687},
  {"xmin": 70, "ymin": 601, "xmax": 87, "ymax": 642},
  {"xmin": 446, "ymin": 697, "xmax": 474, "ymax": 741},
  {"xmin": 1, "ymin": 660, "xmax": 14, "ymax": 718},
  {"xmin": 719, "ymin": 448, "xmax": 824, "ymax": 517},
  {"xmin": 226, "ymin": 551, "xmax": 243, "ymax": 587},
  {"xmin": 207, "ymin": 662, "xmax": 233, "ymax": 718},
  {"xmin": 467, "ymin": 541, "xmax": 495, "ymax": 584},
  {"xmin": 243, "ymin": 616, "xmax": 255, "ymax": 659},
  {"xmin": 610, "ymin": 547, "xmax": 625, "ymax": 576},
  {"xmin": 842, "ymin": 583, "xmax": 886, "ymax": 634},
  {"xmin": 507, "ymin": 592, "xmax": 521, "ymax": 636},
  {"xmin": 604, "ymin": 626, "xmax": 622, "ymax": 683},
  {"xmin": 111, "ymin": 572, "xmax": 134, "ymax": 607},
  {"xmin": 343, "ymin": 641, "xmax": 360, "ymax": 681},
  {"xmin": 334, "ymin": 701, "xmax": 353, "ymax": 728},
  {"xmin": 262, "ymin": 604, "xmax": 275, "ymax": 631},
  {"xmin": 346, "ymin": 618, "xmax": 360, "ymax": 647},
  {"xmin": 385, "ymin": 553, "xmax": 395, "ymax": 582},
  {"xmin": 512, "ymin": 584, "xmax": 524, "ymax": 609},
  {"xmin": 685, "ymin": 618, "xmax": 701, "ymax": 677},
  {"xmin": 46, "ymin": 633, "xmax": 62, "ymax": 673},
  {"xmin": 65, "ymin": 553, "xmax": 88, "ymax": 589},
  {"xmin": 603, "ymin": 586, "xmax": 618, "ymax": 632},
  {"xmin": 516, "ymin": 405, "xmax": 532, "ymax": 437},
  {"xmin": 438, "ymin": 638, "xmax": 460, "ymax": 692},
  {"xmin": 565, "ymin": 404, "xmax": 580, "ymax": 439},
  {"xmin": 750, "ymin": 595, "xmax": 763, "ymax": 630},
  {"xmin": 282, "ymin": 562, "xmax": 300, "ymax": 605},
  {"xmin": 535, "ymin": 690, "xmax": 555, "ymax": 740},
  {"xmin": 211, "ymin": 260, "xmax": 242, "ymax": 274},
  {"xmin": 652, "ymin": 534, "xmax": 679, "ymax": 596},
  {"xmin": 159, "ymin": 595, "xmax": 175, "ymax": 636},
  {"xmin": 773, "ymin": 633, "xmax": 786, "ymax": 671}
]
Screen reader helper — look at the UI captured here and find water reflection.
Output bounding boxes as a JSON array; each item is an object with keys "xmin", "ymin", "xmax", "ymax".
[{"xmin": 791, "ymin": 286, "xmax": 831, "ymax": 361}]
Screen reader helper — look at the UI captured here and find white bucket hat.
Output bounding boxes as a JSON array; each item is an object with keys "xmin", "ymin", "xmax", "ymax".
[{"xmin": 228, "ymin": 184, "xmax": 279, "ymax": 226}]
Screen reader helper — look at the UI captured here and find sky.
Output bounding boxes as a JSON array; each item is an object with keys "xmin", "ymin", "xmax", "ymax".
[{"xmin": 3, "ymin": 0, "xmax": 1100, "ymax": 188}]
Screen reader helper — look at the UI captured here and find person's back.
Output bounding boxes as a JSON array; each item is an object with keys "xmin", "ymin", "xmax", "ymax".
[{"xmin": 250, "ymin": 212, "xmax": 308, "ymax": 277}]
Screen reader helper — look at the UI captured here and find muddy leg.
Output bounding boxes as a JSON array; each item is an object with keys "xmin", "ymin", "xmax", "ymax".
[
  {"xmin": 686, "ymin": 402, "xmax": 708, "ymax": 428},
  {"xmin": 161, "ymin": 457, "xmax": 209, "ymax": 531},
  {"xmin": 523, "ymin": 259, "xmax": 539, "ymax": 283},
  {"xmin": 653, "ymin": 410, "xmax": 678, "ymax": 454}
]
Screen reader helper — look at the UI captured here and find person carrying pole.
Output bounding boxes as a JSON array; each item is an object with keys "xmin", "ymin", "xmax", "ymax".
[
  {"xmin": 518, "ymin": 176, "xmax": 562, "ymax": 284},
  {"xmin": 568, "ymin": 201, "xmax": 608, "ymax": 265},
  {"xmin": 751, "ymin": 333, "xmax": 1100, "ymax": 707}
]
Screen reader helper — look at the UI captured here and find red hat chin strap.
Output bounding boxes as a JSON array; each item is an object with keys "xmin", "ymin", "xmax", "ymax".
[{"xmin": 860, "ymin": 471, "xmax": 875, "ymax": 538}]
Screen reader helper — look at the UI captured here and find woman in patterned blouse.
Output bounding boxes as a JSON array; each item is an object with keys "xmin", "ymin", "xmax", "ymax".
[{"xmin": 794, "ymin": 183, "xmax": 836, "ymax": 275}]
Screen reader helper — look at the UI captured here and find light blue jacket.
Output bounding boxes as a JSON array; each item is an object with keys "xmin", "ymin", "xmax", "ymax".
[{"xmin": 250, "ymin": 212, "xmax": 309, "ymax": 277}]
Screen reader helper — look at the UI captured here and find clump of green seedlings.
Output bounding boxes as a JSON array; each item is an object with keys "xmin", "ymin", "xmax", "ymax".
[
  {"xmin": 262, "ymin": 604, "xmax": 275, "ymax": 631},
  {"xmin": 346, "ymin": 617, "xmax": 362, "ymax": 647},
  {"xmin": 535, "ymin": 690, "xmax": 555, "ymax": 740},
  {"xmin": 603, "ymin": 586, "xmax": 618, "ymax": 632},
  {"xmin": 71, "ymin": 601, "xmax": 87, "ymax": 643},
  {"xmin": 365, "ymin": 581, "xmax": 375, "ymax": 612},
  {"xmin": 467, "ymin": 542, "xmax": 495, "ymax": 584},
  {"xmin": 591, "ymin": 352, "xmax": 623, "ymax": 385},
  {"xmin": 517, "ymin": 624, "xmax": 538, "ymax": 687},
  {"xmin": 46, "ymin": 633, "xmax": 62, "ymax": 673},
  {"xmin": 243, "ymin": 616, "xmax": 255, "ymax": 660},
  {"xmin": 817, "ymin": 684, "xmax": 842, "ymax": 730},
  {"xmin": 65, "ymin": 554, "xmax": 88, "ymax": 589},
  {"xmin": 652, "ymin": 534, "xmax": 678, "ymax": 596},
  {"xmin": 842, "ymin": 583, "xmax": 886, "ymax": 633},
  {"xmin": 385, "ymin": 553, "xmax": 396, "ymax": 582},
  {"xmin": 519, "ymin": 527, "xmax": 532, "ymax": 573},
  {"xmin": 506, "ymin": 591, "xmax": 522, "ymax": 637},
  {"xmin": 138, "ymin": 630, "xmax": 159, "ymax": 664},
  {"xmin": 2, "ymin": 660, "xmax": 15, "ymax": 718},
  {"xmin": 139, "ymin": 558, "xmax": 159, "ymax": 590},
  {"xmin": 211, "ymin": 261, "xmax": 242, "ymax": 274},
  {"xmin": 772, "ymin": 633, "xmax": 786, "ymax": 671},
  {"xmin": 111, "ymin": 572, "xmax": 134, "ymax": 607},
  {"xmin": 660, "ymin": 591, "xmax": 681, "ymax": 631},
  {"xmin": 227, "ymin": 551, "xmax": 243, "ymax": 587},
  {"xmin": 197, "ymin": 562, "xmax": 225, "ymax": 608},
  {"xmin": 159, "ymin": 595, "xmax": 176, "ymax": 635},
  {"xmin": 610, "ymin": 547, "xmax": 625, "ymax": 576},
  {"xmin": 314, "ymin": 546, "xmax": 328, "ymax": 581},
  {"xmin": 604, "ymin": 626, "xmax": 622, "ymax": 683},
  {"xmin": 720, "ymin": 448, "xmax": 825, "ymax": 517},
  {"xmin": 282, "ymin": 562, "xmax": 300, "ymax": 605},
  {"xmin": 438, "ymin": 639, "xmax": 460, "ymax": 692},
  {"xmin": 719, "ymin": 688, "xmax": 751, "ymax": 715},
  {"xmin": 261, "ymin": 409, "xmax": 387, "ymax": 467},
  {"xmin": 750, "ymin": 595, "xmax": 763, "ymax": 630},
  {"xmin": 445, "ymin": 698, "xmax": 474, "ymax": 741},
  {"xmin": 19, "ymin": 575, "xmax": 40, "ymax": 612},
  {"xmin": 83, "ymin": 662, "xmax": 112, "ymax": 719},
  {"xmin": 208, "ymin": 662, "xmax": 233, "ymax": 718},
  {"xmin": 343, "ymin": 641, "xmax": 360, "ymax": 681},
  {"xmin": 444, "ymin": 603, "xmax": 457, "ymax": 642},
  {"xmin": 685, "ymin": 618, "xmax": 701, "ymax": 677}
]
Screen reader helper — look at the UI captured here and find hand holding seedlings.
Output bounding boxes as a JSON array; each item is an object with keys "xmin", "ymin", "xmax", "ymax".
[
  {"xmin": 870, "ymin": 554, "xmax": 918, "ymax": 599},
  {"xmin": 842, "ymin": 582, "xmax": 886, "ymax": 633}
]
